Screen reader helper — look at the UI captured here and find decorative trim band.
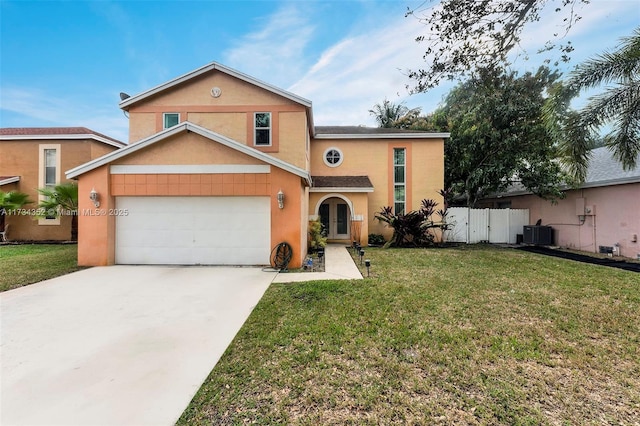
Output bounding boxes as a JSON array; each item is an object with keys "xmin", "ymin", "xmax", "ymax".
[{"xmin": 110, "ymin": 165, "xmax": 270, "ymax": 174}]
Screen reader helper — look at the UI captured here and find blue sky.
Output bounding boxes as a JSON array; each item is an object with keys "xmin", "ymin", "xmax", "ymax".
[{"xmin": 1, "ymin": 0, "xmax": 638, "ymax": 142}]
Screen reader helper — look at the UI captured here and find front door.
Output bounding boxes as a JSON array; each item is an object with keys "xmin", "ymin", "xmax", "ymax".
[{"xmin": 319, "ymin": 199, "xmax": 350, "ymax": 240}]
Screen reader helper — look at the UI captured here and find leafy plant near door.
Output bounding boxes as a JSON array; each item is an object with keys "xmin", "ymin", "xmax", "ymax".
[
  {"xmin": 308, "ymin": 218, "xmax": 327, "ymax": 252},
  {"xmin": 375, "ymin": 198, "xmax": 449, "ymax": 247},
  {"xmin": 37, "ymin": 182, "xmax": 79, "ymax": 241}
]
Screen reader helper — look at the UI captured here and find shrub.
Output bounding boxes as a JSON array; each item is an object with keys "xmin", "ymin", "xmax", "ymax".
[
  {"xmin": 374, "ymin": 198, "xmax": 449, "ymax": 247},
  {"xmin": 368, "ymin": 234, "xmax": 386, "ymax": 246},
  {"xmin": 308, "ymin": 218, "xmax": 327, "ymax": 251}
]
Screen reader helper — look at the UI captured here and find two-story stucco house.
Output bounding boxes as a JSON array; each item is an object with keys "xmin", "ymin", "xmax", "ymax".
[
  {"xmin": 67, "ymin": 62, "xmax": 448, "ymax": 268},
  {"xmin": 0, "ymin": 127, "xmax": 125, "ymax": 241}
]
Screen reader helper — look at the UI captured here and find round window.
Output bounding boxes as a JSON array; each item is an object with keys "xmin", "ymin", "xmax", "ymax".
[{"xmin": 323, "ymin": 147, "xmax": 343, "ymax": 167}]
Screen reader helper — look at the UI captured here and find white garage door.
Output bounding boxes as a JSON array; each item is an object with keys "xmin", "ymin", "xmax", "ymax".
[{"xmin": 115, "ymin": 196, "xmax": 270, "ymax": 265}]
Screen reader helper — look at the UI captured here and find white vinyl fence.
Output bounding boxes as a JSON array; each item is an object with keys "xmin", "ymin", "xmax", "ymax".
[{"xmin": 445, "ymin": 208, "xmax": 530, "ymax": 244}]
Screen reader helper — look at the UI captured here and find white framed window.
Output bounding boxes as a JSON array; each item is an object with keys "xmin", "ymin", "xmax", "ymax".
[
  {"xmin": 163, "ymin": 113, "xmax": 180, "ymax": 129},
  {"xmin": 254, "ymin": 112, "xmax": 271, "ymax": 146},
  {"xmin": 38, "ymin": 144, "xmax": 61, "ymax": 225},
  {"xmin": 393, "ymin": 148, "xmax": 406, "ymax": 215},
  {"xmin": 323, "ymin": 147, "xmax": 344, "ymax": 167}
]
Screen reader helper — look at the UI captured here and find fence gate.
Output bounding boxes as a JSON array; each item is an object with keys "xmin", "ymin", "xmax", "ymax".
[{"xmin": 446, "ymin": 208, "xmax": 529, "ymax": 244}]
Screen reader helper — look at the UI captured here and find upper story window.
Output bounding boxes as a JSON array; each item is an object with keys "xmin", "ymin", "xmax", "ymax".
[
  {"xmin": 254, "ymin": 112, "xmax": 271, "ymax": 146},
  {"xmin": 323, "ymin": 147, "xmax": 343, "ymax": 167},
  {"xmin": 393, "ymin": 148, "xmax": 406, "ymax": 215},
  {"xmin": 39, "ymin": 144, "xmax": 61, "ymax": 224},
  {"xmin": 44, "ymin": 149, "xmax": 57, "ymax": 189},
  {"xmin": 163, "ymin": 113, "xmax": 180, "ymax": 129}
]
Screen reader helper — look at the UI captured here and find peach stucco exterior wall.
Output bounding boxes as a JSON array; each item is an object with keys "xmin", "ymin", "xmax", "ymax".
[
  {"xmin": 0, "ymin": 139, "xmax": 119, "ymax": 241},
  {"xmin": 114, "ymin": 132, "xmax": 262, "ymax": 166},
  {"xmin": 76, "ymin": 132, "xmax": 306, "ymax": 267},
  {"xmin": 77, "ymin": 165, "xmax": 115, "ymax": 266},
  {"xmin": 309, "ymin": 138, "xmax": 444, "ymax": 241},
  {"xmin": 111, "ymin": 173, "xmax": 271, "ymax": 197},
  {"xmin": 270, "ymin": 167, "xmax": 306, "ymax": 268},
  {"xmin": 125, "ymin": 70, "xmax": 309, "ymax": 171},
  {"xmin": 504, "ymin": 183, "xmax": 640, "ymax": 259}
]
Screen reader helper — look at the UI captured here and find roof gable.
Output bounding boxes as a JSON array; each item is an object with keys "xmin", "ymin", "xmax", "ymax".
[
  {"xmin": 66, "ymin": 122, "xmax": 311, "ymax": 185},
  {"xmin": 119, "ymin": 62, "xmax": 312, "ymax": 111}
]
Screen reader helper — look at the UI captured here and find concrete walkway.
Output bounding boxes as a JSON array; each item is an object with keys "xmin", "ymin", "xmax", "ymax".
[{"xmin": 272, "ymin": 244, "xmax": 363, "ymax": 283}]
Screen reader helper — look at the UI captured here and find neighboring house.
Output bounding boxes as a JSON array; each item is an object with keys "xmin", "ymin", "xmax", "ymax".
[
  {"xmin": 0, "ymin": 128, "xmax": 125, "ymax": 241},
  {"xmin": 67, "ymin": 62, "xmax": 447, "ymax": 267},
  {"xmin": 482, "ymin": 147, "xmax": 640, "ymax": 259}
]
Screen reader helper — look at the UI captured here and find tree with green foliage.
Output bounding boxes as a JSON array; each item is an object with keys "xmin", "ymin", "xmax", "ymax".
[
  {"xmin": 405, "ymin": 0, "xmax": 588, "ymax": 92},
  {"xmin": 544, "ymin": 28, "xmax": 640, "ymax": 181},
  {"xmin": 369, "ymin": 99, "xmax": 421, "ymax": 128},
  {"xmin": 0, "ymin": 190, "xmax": 32, "ymax": 237},
  {"xmin": 0, "ymin": 190, "xmax": 32, "ymax": 212},
  {"xmin": 436, "ymin": 66, "xmax": 568, "ymax": 207},
  {"xmin": 38, "ymin": 182, "xmax": 79, "ymax": 241}
]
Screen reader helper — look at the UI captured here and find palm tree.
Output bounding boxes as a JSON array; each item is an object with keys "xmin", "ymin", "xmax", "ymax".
[
  {"xmin": 38, "ymin": 182, "xmax": 79, "ymax": 241},
  {"xmin": 545, "ymin": 28, "xmax": 640, "ymax": 181},
  {"xmin": 0, "ymin": 190, "xmax": 32, "ymax": 237},
  {"xmin": 369, "ymin": 99, "xmax": 421, "ymax": 128}
]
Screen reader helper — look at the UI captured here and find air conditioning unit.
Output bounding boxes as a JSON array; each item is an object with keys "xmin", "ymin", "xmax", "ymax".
[{"xmin": 523, "ymin": 225, "xmax": 553, "ymax": 245}]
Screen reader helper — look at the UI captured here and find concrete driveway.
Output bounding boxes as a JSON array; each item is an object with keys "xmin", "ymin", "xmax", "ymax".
[{"xmin": 1, "ymin": 266, "xmax": 277, "ymax": 425}]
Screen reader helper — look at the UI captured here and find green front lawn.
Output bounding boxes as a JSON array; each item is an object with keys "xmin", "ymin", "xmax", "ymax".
[
  {"xmin": 180, "ymin": 245, "xmax": 640, "ymax": 425},
  {"xmin": 0, "ymin": 244, "xmax": 82, "ymax": 292}
]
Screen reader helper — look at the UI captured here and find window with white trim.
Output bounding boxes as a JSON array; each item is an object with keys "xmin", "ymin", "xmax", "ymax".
[
  {"xmin": 393, "ymin": 148, "xmax": 406, "ymax": 214},
  {"xmin": 323, "ymin": 147, "xmax": 343, "ymax": 167},
  {"xmin": 39, "ymin": 144, "xmax": 61, "ymax": 224},
  {"xmin": 254, "ymin": 112, "xmax": 271, "ymax": 146},
  {"xmin": 163, "ymin": 113, "xmax": 180, "ymax": 129},
  {"xmin": 44, "ymin": 149, "xmax": 57, "ymax": 189}
]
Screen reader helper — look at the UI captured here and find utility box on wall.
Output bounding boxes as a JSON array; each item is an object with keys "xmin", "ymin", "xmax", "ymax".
[{"xmin": 523, "ymin": 225, "xmax": 554, "ymax": 245}]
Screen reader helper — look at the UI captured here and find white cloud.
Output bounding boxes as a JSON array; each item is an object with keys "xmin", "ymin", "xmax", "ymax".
[
  {"xmin": 288, "ymin": 12, "xmax": 447, "ymax": 126},
  {"xmin": 222, "ymin": 4, "xmax": 315, "ymax": 88},
  {"xmin": 0, "ymin": 86, "xmax": 129, "ymax": 142},
  {"xmin": 287, "ymin": 0, "xmax": 638, "ymax": 126}
]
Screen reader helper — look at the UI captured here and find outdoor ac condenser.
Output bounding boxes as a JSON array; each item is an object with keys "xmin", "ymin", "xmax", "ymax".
[{"xmin": 523, "ymin": 225, "xmax": 553, "ymax": 245}]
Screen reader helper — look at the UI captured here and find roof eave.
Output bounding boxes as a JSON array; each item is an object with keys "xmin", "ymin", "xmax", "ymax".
[
  {"xmin": 0, "ymin": 176, "xmax": 20, "ymax": 186},
  {"xmin": 0, "ymin": 133, "xmax": 125, "ymax": 148},
  {"xmin": 491, "ymin": 176, "xmax": 640, "ymax": 198},
  {"xmin": 313, "ymin": 132, "xmax": 450, "ymax": 140}
]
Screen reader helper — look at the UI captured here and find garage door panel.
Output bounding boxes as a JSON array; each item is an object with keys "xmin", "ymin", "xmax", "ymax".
[{"xmin": 115, "ymin": 196, "xmax": 270, "ymax": 265}]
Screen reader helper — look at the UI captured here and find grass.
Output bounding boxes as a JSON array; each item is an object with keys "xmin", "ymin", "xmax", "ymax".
[
  {"xmin": 179, "ymin": 245, "xmax": 640, "ymax": 425},
  {"xmin": 0, "ymin": 244, "xmax": 82, "ymax": 292}
]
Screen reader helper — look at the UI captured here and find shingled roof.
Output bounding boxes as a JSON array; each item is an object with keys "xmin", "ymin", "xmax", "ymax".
[
  {"xmin": 311, "ymin": 175, "xmax": 374, "ymax": 191},
  {"xmin": 494, "ymin": 147, "xmax": 640, "ymax": 197},
  {"xmin": 314, "ymin": 126, "xmax": 449, "ymax": 139},
  {"xmin": 585, "ymin": 146, "xmax": 640, "ymax": 186},
  {"xmin": 0, "ymin": 127, "xmax": 125, "ymax": 147},
  {"xmin": 315, "ymin": 126, "xmax": 422, "ymax": 135}
]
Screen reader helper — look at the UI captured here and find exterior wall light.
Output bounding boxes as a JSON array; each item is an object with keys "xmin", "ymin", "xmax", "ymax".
[
  {"xmin": 277, "ymin": 189, "xmax": 284, "ymax": 209},
  {"xmin": 89, "ymin": 188, "xmax": 100, "ymax": 208}
]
